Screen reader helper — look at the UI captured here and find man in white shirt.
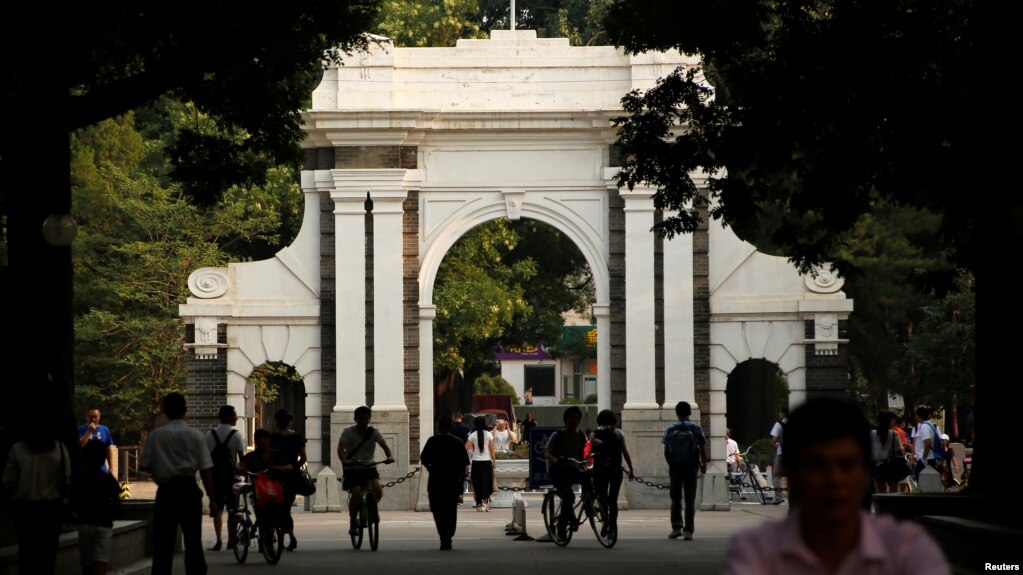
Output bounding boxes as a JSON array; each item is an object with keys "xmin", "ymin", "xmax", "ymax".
[
  {"xmin": 140, "ymin": 393, "xmax": 216, "ymax": 575},
  {"xmin": 770, "ymin": 407, "xmax": 788, "ymax": 502},
  {"xmin": 911, "ymin": 406, "xmax": 938, "ymax": 479}
]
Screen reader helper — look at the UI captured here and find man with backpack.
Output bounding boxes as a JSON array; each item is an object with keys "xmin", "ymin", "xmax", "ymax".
[
  {"xmin": 911, "ymin": 406, "xmax": 945, "ymax": 480},
  {"xmin": 662, "ymin": 401, "xmax": 707, "ymax": 541},
  {"xmin": 204, "ymin": 405, "xmax": 246, "ymax": 551}
]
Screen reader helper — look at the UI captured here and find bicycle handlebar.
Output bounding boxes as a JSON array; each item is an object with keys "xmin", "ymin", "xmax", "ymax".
[{"xmin": 347, "ymin": 459, "xmax": 395, "ymax": 468}]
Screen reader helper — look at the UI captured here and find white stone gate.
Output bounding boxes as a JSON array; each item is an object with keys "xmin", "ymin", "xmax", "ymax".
[{"xmin": 179, "ymin": 30, "xmax": 852, "ymax": 509}]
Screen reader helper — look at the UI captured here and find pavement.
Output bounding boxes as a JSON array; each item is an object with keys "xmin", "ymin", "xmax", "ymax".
[{"xmin": 172, "ymin": 499, "xmax": 789, "ymax": 575}]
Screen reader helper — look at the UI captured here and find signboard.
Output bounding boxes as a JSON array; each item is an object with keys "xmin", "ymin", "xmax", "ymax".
[{"xmin": 529, "ymin": 427, "xmax": 560, "ymax": 489}]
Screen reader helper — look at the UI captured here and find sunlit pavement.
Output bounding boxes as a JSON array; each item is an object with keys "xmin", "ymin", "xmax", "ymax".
[{"xmin": 176, "ymin": 502, "xmax": 789, "ymax": 575}]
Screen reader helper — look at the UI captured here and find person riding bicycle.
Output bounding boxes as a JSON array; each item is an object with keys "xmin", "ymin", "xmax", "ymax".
[
  {"xmin": 544, "ymin": 406, "xmax": 592, "ymax": 540},
  {"xmin": 337, "ymin": 406, "xmax": 394, "ymax": 537},
  {"xmin": 238, "ymin": 429, "xmax": 293, "ymax": 542}
]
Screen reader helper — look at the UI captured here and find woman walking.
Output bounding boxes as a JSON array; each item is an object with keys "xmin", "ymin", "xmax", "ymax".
[
  {"xmin": 871, "ymin": 411, "xmax": 905, "ymax": 494},
  {"xmin": 270, "ymin": 408, "xmax": 307, "ymax": 551},
  {"xmin": 465, "ymin": 416, "xmax": 496, "ymax": 511},
  {"xmin": 588, "ymin": 409, "xmax": 634, "ymax": 535}
]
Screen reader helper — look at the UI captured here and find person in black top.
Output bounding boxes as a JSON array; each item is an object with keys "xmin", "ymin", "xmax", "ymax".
[
  {"xmin": 588, "ymin": 409, "xmax": 635, "ymax": 536},
  {"xmin": 269, "ymin": 409, "xmax": 306, "ymax": 551},
  {"xmin": 73, "ymin": 441, "xmax": 122, "ymax": 575},
  {"xmin": 240, "ymin": 429, "xmax": 293, "ymax": 534},
  {"xmin": 451, "ymin": 411, "xmax": 472, "ymax": 501},
  {"xmin": 420, "ymin": 415, "xmax": 471, "ymax": 550},
  {"xmin": 519, "ymin": 412, "xmax": 538, "ymax": 445}
]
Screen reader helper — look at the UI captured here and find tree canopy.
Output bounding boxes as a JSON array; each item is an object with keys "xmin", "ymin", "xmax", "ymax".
[{"xmin": 605, "ymin": 0, "xmax": 977, "ymax": 277}]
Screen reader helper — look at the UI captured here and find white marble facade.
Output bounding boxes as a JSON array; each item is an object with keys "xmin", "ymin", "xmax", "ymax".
[{"xmin": 179, "ymin": 30, "xmax": 852, "ymax": 509}]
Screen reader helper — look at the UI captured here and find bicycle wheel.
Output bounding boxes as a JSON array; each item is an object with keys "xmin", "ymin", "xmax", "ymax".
[
  {"xmin": 233, "ymin": 519, "xmax": 250, "ymax": 564},
  {"xmin": 350, "ymin": 503, "xmax": 364, "ymax": 549},
  {"xmin": 261, "ymin": 521, "xmax": 284, "ymax": 565},
  {"xmin": 588, "ymin": 496, "xmax": 617, "ymax": 548},
  {"xmin": 748, "ymin": 468, "xmax": 767, "ymax": 504},
  {"xmin": 367, "ymin": 494, "xmax": 380, "ymax": 551},
  {"xmin": 543, "ymin": 492, "xmax": 572, "ymax": 546}
]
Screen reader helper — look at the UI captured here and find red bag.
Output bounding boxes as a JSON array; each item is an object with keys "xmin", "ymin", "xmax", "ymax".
[{"xmin": 253, "ymin": 472, "xmax": 284, "ymax": 509}]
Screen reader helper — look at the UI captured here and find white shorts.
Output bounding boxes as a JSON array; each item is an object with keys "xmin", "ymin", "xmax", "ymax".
[{"xmin": 78, "ymin": 524, "xmax": 113, "ymax": 565}]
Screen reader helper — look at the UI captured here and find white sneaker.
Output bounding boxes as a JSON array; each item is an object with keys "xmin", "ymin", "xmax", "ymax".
[{"xmin": 668, "ymin": 529, "xmax": 682, "ymax": 539}]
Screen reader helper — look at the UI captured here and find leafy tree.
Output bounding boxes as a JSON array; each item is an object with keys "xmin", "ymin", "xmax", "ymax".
[
  {"xmin": 0, "ymin": 2, "xmax": 381, "ymax": 440},
  {"xmin": 376, "ymin": 0, "xmax": 486, "ymax": 47},
  {"xmin": 71, "ymin": 114, "xmax": 299, "ymax": 442},
  {"xmin": 476, "ymin": 0, "xmax": 611, "ymax": 45},
  {"xmin": 473, "ymin": 373, "xmax": 520, "ymax": 404},
  {"xmin": 605, "ymin": 0, "xmax": 976, "ymax": 277}
]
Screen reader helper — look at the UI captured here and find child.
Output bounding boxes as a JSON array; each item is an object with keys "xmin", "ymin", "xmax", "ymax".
[{"xmin": 73, "ymin": 441, "xmax": 122, "ymax": 575}]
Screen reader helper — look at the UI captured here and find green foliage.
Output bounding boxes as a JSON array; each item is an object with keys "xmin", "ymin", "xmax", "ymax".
[
  {"xmin": 606, "ymin": 0, "xmax": 977, "ymax": 276},
  {"xmin": 583, "ymin": 393, "xmax": 598, "ymax": 404},
  {"xmin": 477, "ymin": 0, "xmax": 612, "ymax": 46},
  {"xmin": 376, "ymin": 0, "xmax": 486, "ymax": 47},
  {"xmin": 473, "ymin": 373, "xmax": 520, "ymax": 404},
  {"xmin": 70, "ymin": 114, "xmax": 299, "ymax": 441}
]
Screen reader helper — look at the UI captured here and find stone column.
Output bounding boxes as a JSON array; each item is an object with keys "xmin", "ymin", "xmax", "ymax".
[
  {"xmin": 621, "ymin": 189, "xmax": 658, "ymax": 410},
  {"xmin": 418, "ymin": 305, "xmax": 436, "ymax": 454},
  {"xmin": 332, "ymin": 192, "xmax": 367, "ymax": 413},
  {"xmin": 371, "ymin": 190, "xmax": 409, "ymax": 412},
  {"xmin": 662, "ymin": 210, "xmax": 695, "ymax": 407}
]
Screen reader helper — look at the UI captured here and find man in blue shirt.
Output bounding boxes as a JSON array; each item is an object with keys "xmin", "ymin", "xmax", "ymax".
[
  {"xmin": 662, "ymin": 401, "xmax": 707, "ymax": 541},
  {"xmin": 78, "ymin": 408, "xmax": 116, "ymax": 476}
]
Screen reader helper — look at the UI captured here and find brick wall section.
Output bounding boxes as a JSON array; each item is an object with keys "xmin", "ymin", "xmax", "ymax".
[
  {"xmin": 608, "ymin": 191, "xmax": 626, "ymax": 414},
  {"xmin": 366, "ymin": 210, "xmax": 375, "ymax": 404},
  {"xmin": 334, "ymin": 146, "xmax": 418, "ymax": 169},
  {"xmin": 304, "ymin": 147, "xmax": 335, "ymax": 170},
  {"xmin": 403, "ymin": 191, "xmax": 421, "ymax": 460},
  {"xmin": 692, "ymin": 203, "xmax": 711, "ymax": 430},
  {"xmin": 185, "ymin": 324, "xmax": 228, "ymax": 432},
  {"xmin": 319, "ymin": 191, "xmax": 336, "ymax": 464},
  {"xmin": 804, "ymin": 319, "xmax": 851, "ymax": 400},
  {"xmin": 654, "ymin": 211, "xmax": 665, "ymax": 406}
]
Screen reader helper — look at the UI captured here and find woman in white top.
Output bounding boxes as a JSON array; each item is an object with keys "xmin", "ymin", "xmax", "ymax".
[
  {"xmin": 870, "ymin": 411, "xmax": 905, "ymax": 493},
  {"xmin": 466, "ymin": 416, "xmax": 496, "ymax": 511},
  {"xmin": 491, "ymin": 419, "xmax": 516, "ymax": 453}
]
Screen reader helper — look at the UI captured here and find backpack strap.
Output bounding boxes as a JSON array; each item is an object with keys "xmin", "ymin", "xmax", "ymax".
[
  {"xmin": 211, "ymin": 428, "xmax": 222, "ymax": 447},
  {"xmin": 347, "ymin": 426, "xmax": 376, "ymax": 459}
]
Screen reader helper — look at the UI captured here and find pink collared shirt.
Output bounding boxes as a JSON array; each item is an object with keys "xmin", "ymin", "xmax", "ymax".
[{"xmin": 725, "ymin": 510, "xmax": 950, "ymax": 575}]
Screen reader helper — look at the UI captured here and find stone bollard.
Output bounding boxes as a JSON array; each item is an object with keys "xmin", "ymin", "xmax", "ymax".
[
  {"xmin": 506, "ymin": 493, "xmax": 534, "ymax": 541},
  {"xmin": 415, "ymin": 466, "xmax": 431, "ymax": 512},
  {"xmin": 917, "ymin": 464, "xmax": 943, "ymax": 493},
  {"xmin": 311, "ymin": 466, "xmax": 342, "ymax": 512}
]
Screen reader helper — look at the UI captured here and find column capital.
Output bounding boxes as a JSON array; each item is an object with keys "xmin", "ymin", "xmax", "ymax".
[
  {"xmin": 592, "ymin": 303, "xmax": 610, "ymax": 318},
  {"xmin": 369, "ymin": 189, "xmax": 409, "ymax": 214},
  {"xmin": 333, "ymin": 191, "xmax": 368, "ymax": 215},
  {"xmin": 619, "ymin": 188, "xmax": 656, "ymax": 211},
  {"xmin": 419, "ymin": 305, "xmax": 437, "ymax": 320}
]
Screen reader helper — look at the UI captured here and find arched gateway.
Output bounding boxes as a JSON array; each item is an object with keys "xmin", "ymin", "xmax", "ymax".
[{"xmin": 179, "ymin": 30, "xmax": 852, "ymax": 510}]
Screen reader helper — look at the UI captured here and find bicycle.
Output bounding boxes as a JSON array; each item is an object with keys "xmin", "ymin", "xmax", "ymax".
[
  {"xmin": 342, "ymin": 460, "xmax": 393, "ymax": 551},
  {"xmin": 541, "ymin": 458, "xmax": 617, "ymax": 548},
  {"xmin": 231, "ymin": 472, "xmax": 285, "ymax": 565},
  {"xmin": 727, "ymin": 445, "xmax": 774, "ymax": 505}
]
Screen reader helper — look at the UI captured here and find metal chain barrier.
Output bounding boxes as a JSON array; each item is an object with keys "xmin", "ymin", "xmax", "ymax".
[
  {"xmin": 629, "ymin": 472, "xmax": 670, "ymax": 490},
  {"xmin": 383, "ymin": 466, "xmax": 421, "ymax": 488}
]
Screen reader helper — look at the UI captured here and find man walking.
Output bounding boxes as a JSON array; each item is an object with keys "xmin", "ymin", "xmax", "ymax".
[
  {"xmin": 662, "ymin": 401, "xmax": 707, "ymax": 540},
  {"xmin": 420, "ymin": 414, "xmax": 471, "ymax": 550},
  {"xmin": 140, "ymin": 393, "xmax": 217, "ymax": 575},
  {"xmin": 204, "ymin": 405, "xmax": 245, "ymax": 551},
  {"xmin": 78, "ymin": 408, "xmax": 117, "ymax": 477}
]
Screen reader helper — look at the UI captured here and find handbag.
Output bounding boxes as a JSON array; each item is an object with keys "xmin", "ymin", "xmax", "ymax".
[
  {"xmin": 295, "ymin": 464, "xmax": 316, "ymax": 497},
  {"xmin": 253, "ymin": 472, "xmax": 285, "ymax": 509},
  {"xmin": 880, "ymin": 435, "xmax": 911, "ymax": 482}
]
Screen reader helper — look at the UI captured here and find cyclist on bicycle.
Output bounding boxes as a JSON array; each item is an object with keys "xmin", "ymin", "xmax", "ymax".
[
  {"xmin": 588, "ymin": 409, "xmax": 635, "ymax": 536},
  {"xmin": 544, "ymin": 406, "xmax": 592, "ymax": 540},
  {"xmin": 337, "ymin": 406, "xmax": 394, "ymax": 537},
  {"xmin": 238, "ymin": 429, "xmax": 293, "ymax": 543}
]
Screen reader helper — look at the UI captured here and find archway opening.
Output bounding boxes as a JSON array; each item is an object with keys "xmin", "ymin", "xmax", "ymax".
[
  {"xmin": 431, "ymin": 217, "xmax": 595, "ymax": 427},
  {"xmin": 726, "ymin": 359, "xmax": 789, "ymax": 462},
  {"xmin": 248, "ymin": 361, "xmax": 305, "ymax": 442}
]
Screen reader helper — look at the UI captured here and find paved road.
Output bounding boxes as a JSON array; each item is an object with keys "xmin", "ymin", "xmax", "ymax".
[{"xmin": 179, "ymin": 501, "xmax": 788, "ymax": 575}]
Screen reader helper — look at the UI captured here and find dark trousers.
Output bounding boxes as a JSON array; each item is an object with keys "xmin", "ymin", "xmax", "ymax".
[
  {"xmin": 152, "ymin": 478, "xmax": 206, "ymax": 575},
  {"xmin": 470, "ymin": 460, "xmax": 494, "ymax": 505},
  {"xmin": 428, "ymin": 492, "xmax": 459, "ymax": 544},
  {"xmin": 552, "ymin": 466, "xmax": 592, "ymax": 533},
  {"xmin": 281, "ymin": 486, "xmax": 296, "ymax": 534},
  {"xmin": 593, "ymin": 468, "xmax": 623, "ymax": 526},
  {"xmin": 13, "ymin": 498, "xmax": 63, "ymax": 575},
  {"xmin": 669, "ymin": 466, "xmax": 698, "ymax": 534}
]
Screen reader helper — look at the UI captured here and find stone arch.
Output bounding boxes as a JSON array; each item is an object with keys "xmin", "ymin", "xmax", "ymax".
[{"xmin": 725, "ymin": 358, "xmax": 788, "ymax": 449}]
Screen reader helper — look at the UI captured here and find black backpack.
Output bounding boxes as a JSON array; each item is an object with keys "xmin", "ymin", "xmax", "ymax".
[
  {"xmin": 590, "ymin": 428, "xmax": 622, "ymax": 468},
  {"xmin": 666, "ymin": 422, "xmax": 701, "ymax": 468},
  {"xmin": 210, "ymin": 428, "xmax": 238, "ymax": 481}
]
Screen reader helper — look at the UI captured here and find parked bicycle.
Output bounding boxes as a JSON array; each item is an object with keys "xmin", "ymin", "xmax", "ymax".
[
  {"xmin": 727, "ymin": 445, "xmax": 780, "ymax": 505},
  {"xmin": 541, "ymin": 457, "xmax": 617, "ymax": 548},
  {"xmin": 343, "ymin": 460, "xmax": 393, "ymax": 551},
  {"xmin": 231, "ymin": 472, "xmax": 285, "ymax": 565}
]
